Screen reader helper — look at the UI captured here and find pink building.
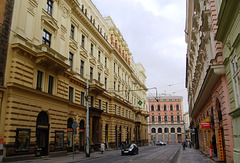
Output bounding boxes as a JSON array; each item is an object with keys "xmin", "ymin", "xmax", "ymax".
[{"xmin": 147, "ymin": 96, "xmax": 185, "ymax": 144}]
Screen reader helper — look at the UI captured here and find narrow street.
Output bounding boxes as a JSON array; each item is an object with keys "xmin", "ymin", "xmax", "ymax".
[{"xmin": 9, "ymin": 145, "xmax": 215, "ymax": 163}]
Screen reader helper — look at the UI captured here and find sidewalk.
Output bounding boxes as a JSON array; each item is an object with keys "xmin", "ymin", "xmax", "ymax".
[{"xmin": 177, "ymin": 147, "xmax": 215, "ymax": 163}]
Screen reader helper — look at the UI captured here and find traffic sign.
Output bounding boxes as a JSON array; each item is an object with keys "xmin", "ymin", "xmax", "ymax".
[{"xmin": 72, "ymin": 122, "xmax": 78, "ymax": 129}]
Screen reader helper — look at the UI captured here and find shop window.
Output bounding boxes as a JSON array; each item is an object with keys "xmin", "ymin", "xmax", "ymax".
[
  {"xmin": 15, "ymin": 128, "xmax": 30, "ymax": 151},
  {"xmin": 55, "ymin": 131, "xmax": 64, "ymax": 149}
]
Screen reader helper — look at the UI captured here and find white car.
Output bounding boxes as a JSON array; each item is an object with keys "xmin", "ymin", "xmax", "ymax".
[{"xmin": 156, "ymin": 141, "xmax": 166, "ymax": 146}]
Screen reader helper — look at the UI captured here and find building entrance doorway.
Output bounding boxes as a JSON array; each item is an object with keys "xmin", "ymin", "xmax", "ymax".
[
  {"xmin": 36, "ymin": 111, "xmax": 49, "ymax": 156},
  {"xmin": 79, "ymin": 120, "xmax": 85, "ymax": 151}
]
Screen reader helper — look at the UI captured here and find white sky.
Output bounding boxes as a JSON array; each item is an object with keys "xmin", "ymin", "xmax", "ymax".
[{"xmin": 91, "ymin": 0, "xmax": 188, "ymax": 113}]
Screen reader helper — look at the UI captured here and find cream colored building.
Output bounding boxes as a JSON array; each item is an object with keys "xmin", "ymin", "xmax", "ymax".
[
  {"xmin": 0, "ymin": 0, "xmax": 148, "ymax": 160},
  {"xmin": 183, "ymin": 112, "xmax": 190, "ymax": 139}
]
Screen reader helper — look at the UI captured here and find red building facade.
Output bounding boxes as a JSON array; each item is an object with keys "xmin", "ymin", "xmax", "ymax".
[{"xmin": 148, "ymin": 96, "xmax": 185, "ymax": 144}]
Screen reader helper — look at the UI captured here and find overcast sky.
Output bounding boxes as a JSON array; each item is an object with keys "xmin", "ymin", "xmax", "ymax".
[{"xmin": 91, "ymin": 0, "xmax": 188, "ymax": 113}]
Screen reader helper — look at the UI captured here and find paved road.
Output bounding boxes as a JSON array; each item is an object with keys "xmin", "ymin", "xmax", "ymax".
[{"xmin": 9, "ymin": 144, "xmax": 215, "ymax": 163}]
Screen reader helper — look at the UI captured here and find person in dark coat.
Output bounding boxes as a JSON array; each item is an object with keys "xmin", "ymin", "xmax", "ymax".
[{"xmin": 182, "ymin": 141, "xmax": 186, "ymax": 150}]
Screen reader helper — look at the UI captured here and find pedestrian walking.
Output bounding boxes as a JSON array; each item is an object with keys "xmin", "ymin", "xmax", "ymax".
[
  {"xmin": 182, "ymin": 141, "xmax": 185, "ymax": 150},
  {"xmin": 100, "ymin": 142, "xmax": 105, "ymax": 154}
]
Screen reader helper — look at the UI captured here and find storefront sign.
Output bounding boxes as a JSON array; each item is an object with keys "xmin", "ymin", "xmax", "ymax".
[
  {"xmin": 15, "ymin": 128, "xmax": 30, "ymax": 151},
  {"xmin": 201, "ymin": 122, "xmax": 211, "ymax": 129},
  {"xmin": 79, "ymin": 129, "xmax": 85, "ymax": 132}
]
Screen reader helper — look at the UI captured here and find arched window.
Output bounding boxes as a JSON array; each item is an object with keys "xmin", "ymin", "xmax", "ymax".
[
  {"xmin": 157, "ymin": 105, "xmax": 161, "ymax": 111},
  {"xmin": 171, "ymin": 127, "xmax": 175, "ymax": 133},
  {"xmin": 176, "ymin": 104, "xmax": 180, "ymax": 111},
  {"xmin": 164, "ymin": 104, "xmax": 167, "ymax": 111},
  {"xmin": 170, "ymin": 104, "xmax": 173, "ymax": 111},
  {"xmin": 177, "ymin": 127, "xmax": 181, "ymax": 133},
  {"xmin": 151, "ymin": 128, "xmax": 156, "ymax": 133},
  {"xmin": 164, "ymin": 128, "xmax": 169, "ymax": 133},
  {"xmin": 158, "ymin": 128, "xmax": 162, "ymax": 133},
  {"xmin": 151, "ymin": 105, "xmax": 154, "ymax": 111}
]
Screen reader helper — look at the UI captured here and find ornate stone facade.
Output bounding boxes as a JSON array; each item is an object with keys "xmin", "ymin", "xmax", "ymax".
[{"xmin": 0, "ymin": 0, "xmax": 148, "ymax": 161}]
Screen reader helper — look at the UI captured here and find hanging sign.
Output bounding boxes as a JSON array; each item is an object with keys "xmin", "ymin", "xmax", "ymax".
[{"xmin": 201, "ymin": 122, "xmax": 211, "ymax": 129}]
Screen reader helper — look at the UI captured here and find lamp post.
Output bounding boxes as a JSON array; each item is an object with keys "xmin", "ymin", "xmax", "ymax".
[{"xmin": 86, "ymin": 79, "xmax": 90, "ymax": 157}]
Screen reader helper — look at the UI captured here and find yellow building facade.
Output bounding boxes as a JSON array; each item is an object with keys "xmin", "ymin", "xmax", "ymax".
[{"xmin": 0, "ymin": 0, "xmax": 148, "ymax": 160}]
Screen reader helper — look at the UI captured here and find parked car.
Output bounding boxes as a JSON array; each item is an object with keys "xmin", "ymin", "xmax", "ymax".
[
  {"xmin": 156, "ymin": 141, "xmax": 166, "ymax": 146},
  {"xmin": 121, "ymin": 144, "xmax": 139, "ymax": 155}
]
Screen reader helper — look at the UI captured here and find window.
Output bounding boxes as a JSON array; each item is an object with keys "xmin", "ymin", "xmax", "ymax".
[
  {"xmin": 118, "ymin": 85, "xmax": 120, "ymax": 92},
  {"xmin": 99, "ymin": 99, "xmax": 101, "ymax": 110},
  {"xmin": 164, "ymin": 114, "xmax": 168, "ymax": 122},
  {"xmin": 70, "ymin": 24, "xmax": 74, "ymax": 39},
  {"xmin": 151, "ymin": 105, "xmax": 154, "ymax": 111},
  {"xmin": 176, "ymin": 104, "xmax": 180, "ymax": 111},
  {"xmin": 81, "ymin": 92, "xmax": 85, "ymax": 106},
  {"xmin": 46, "ymin": 0, "xmax": 53, "ymax": 15},
  {"xmin": 164, "ymin": 104, "xmax": 167, "ymax": 111},
  {"xmin": 80, "ymin": 60, "xmax": 84, "ymax": 77},
  {"xmin": 114, "ymin": 63, "xmax": 116, "ymax": 72},
  {"xmin": 157, "ymin": 105, "xmax": 161, "ymax": 111},
  {"xmin": 105, "ymin": 57, "xmax": 107, "ymax": 68},
  {"xmin": 171, "ymin": 128, "xmax": 175, "ymax": 133},
  {"xmin": 158, "ymin": 115, "xmax": 161, "ymax": 122},
  {"xmin": 177, "ymin": 115, "xmax": 180, "ymax": 122},
  {"xmin": 69, "ymin": 86, "xmax": 74, "ymax": 102},
  {"xmin": 36, "ymin": 70, "xmax": 43, "ymax": 91},
  {"xmin": 48, "ymin": 75, "xmax": 54, "ymax": 94},
  {"xmin": 151, "ymin": 128, "xmax": 156, "ymax": 133},
  {"xmin": 151, "ymin": 114, "xmax": 155, "ymax": 122},
  {"xmin": 119, "ymin": 106, "xmax": 121, "ymax": 116},
  {"xmin": 231, "ymin": 54, "xmax": 240, "ymax": 107},
  {"xmin": 42, "ymin": 30, "xmax": 51, "ymax": 47},
  {"xmin": 106, "ymin": 102, "xmax": 108, "ymax": 113},
  {"xmin": 115, "ymin": 105, "xmax": 117, "ymax": 115},
  {"xmin": 177, "ymin": 127, "xmax": 181, "ymax": 133},
  {"xmin": 105, "ymin": 77, "xmax": 107, "ymax": 90},
  {"xmin": 158, "ymin": 128, "xmax": 162, "ymax": 133},
  {"xmin": 81, "ymin": 35, "xmax": 85, "ymax": 48},
  {"xmin": 164, "ymin": 128, "xmax": 169, "ymax": 133},
  {"xmin": 90, "ymin": 43, "xmax": 94, "ymax": 55},
  {"xmin": 171, "ymin": 115, "xmax": 174, "ymax": 122},
  {"xmin": 69, "ymin": 52, "xmax": 73, "ymax": 71},
  {"xmin": 98, "ymin": 72, "xmax": 101, "ymax": 82},
  {"xmin": 114, "ymin": 82, "xmax": 116, "ymax": 90},
  {"xmin": 90, "ymin": 96, "xmax": 94, "ymax": 107},
  {"xmin": 126, "ymin": 110, "xmax": 128, "ymax": 118},
  {"xmin": 170, "ymin": 104, "xmax": 173, "ymax": 111},
  {"xmin": 98, "ymin": 51, "xmax": 101, "ymax": 62},
  {"xmin": 90, "ymin": 67, "xmax": 93, "ymax": 80}
]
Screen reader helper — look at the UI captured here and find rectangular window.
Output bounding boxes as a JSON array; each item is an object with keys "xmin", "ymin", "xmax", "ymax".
[
  {"xmin": 90, "ymin": 43, "xmax": 94, "ymax": 55},
  {"xmin": 105, "ymin": 77, "xmax": 107, "ymax": 90},
  {"xmin": 98, "ymin": 72, "xmax": 101, "ymax": 82},
  {"xmin": 98, "ymin": 51, "xmax": 101, "ymax": 62},
  {"xmin": 126, "ymin": 110, "xmax": 128, "ymax": 118},
  {"xmin": 106, "ymin": 102, "xmax": 108, "ymax": 113},
  {"xmin": 69, "ymin": 52, "xmax": 73, "ymax": 71},
  {"xmin": 69, "ymin": 86, "xmax": 74, "ymax": 102},
  {"xmin": 90, "ymin": 67, "xmax": 93, "ymax": 80},
  {"xmin": 15, "ymin": 128, "xmax": 30, "ymax": 151},
  {"xmin": 70, "ymin": 24, "xmax": 74, "ymax": 39},
  {"xmin": 54, "ymin": 131, "xmax": 64, "ymax": 149},
  {"xmin": 152, "ymin": 116, "xmax": 155, "ymax": 122},
  {"xmin": 81, "ymin": 91, "xmax": 85, "ymax": 106},
  {"xmin": 177, "ymin": 115, "xmax": 180, "ymax": 122},
  {"xmin": 80, "ymin": 60, "xmax": 84, "ymax": 77},
  {"xmin": 105, "ymin": 57, "xmax": 107, "ymax": 68},
  {"xmin": 46, "ymin": 0, "xmax": 53, "ymax": 15},
  {"xmin": 158, "ymin": 116, "xmax": 161, "ymax": 122},
  {"xmin": 114, "ymin": 82, "xmax": 116, "ymax": 90},
  {"xmin": 99, "ymin": 99, "xmax": 101, "ymax": 110},
  {"xmin": 164, "ymin": 115, "xmax": 168, "ymax": 122},
  {"xmin": 119, "ymin": 106, "xmax": 121, "ymax": 116},
  {"xmin": 171, "ymin": 116, "xmax": 174, "ymax": 122},
  {"xmin": 36, "ymin": 70, "xmax": 43, "ymax": 91},
  {"xmin": 48, "ymin": 75, "xmax": 54, "ymax": 94},
  {"xmin": 114, "ymin": 63, "xmax": 116, "ymax": 72},
  {"xmin": 115, "ymin": 105, "xmax": 117, "ymax": 115},
  {"xmin": 90, "ymin": 96, "xmax": 94, "ymax": 107},
  {"xmin": 231, "ymin": 54, "xmax": 240, "ymax": 107},
  {"xmin": 81, "ymin": 35, "xmax": 85, "ymax": 48},
  {"xmin": 42, "ymin": 30, "xmax": 51, "ymax": 47}
]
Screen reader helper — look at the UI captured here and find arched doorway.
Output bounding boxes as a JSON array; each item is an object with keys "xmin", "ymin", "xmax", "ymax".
[
  {"xmin": 79, "ymin": 120, "xmax": 85, "ymax": 151},
  {"xmin": 67, "ymin": 118, "xmax": 73, "ymax": 152},
  {"xmin": 119, "ymin": 126, "xmax": 122, "ymax": 146},
  {"xmin": 36, "ymin": 111, "xmax": 49, "ymax": 156}
]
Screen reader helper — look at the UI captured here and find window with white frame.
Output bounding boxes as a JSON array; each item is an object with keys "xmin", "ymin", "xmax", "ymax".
[
  {"xmin": 46, "ymin": 0, "xmax": 53, "ymax": 15},
  {"xmin": 231, "ymin": 54, "xmax": 240, "ymax": 107}
]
